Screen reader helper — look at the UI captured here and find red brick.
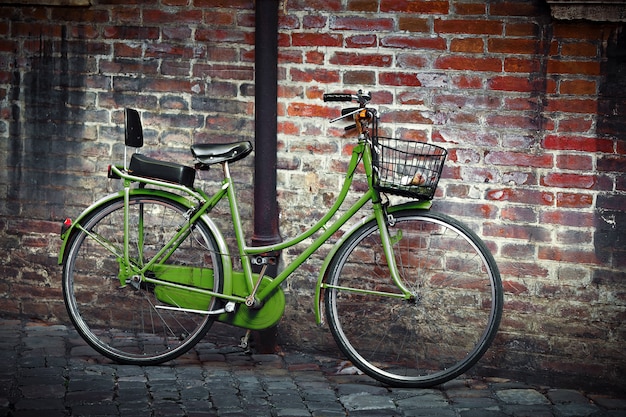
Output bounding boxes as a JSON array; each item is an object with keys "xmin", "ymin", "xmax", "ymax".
[
  {"xmin": 501, "ymin": 206, "xmax": 537, "ymax": 223},
  {"xmin": 597, "ymin": 194, "xmax": 626, "ymax": 214},
  {"xmin": 557, "ymin": 192, "xmax": 593, "ymax": 208},
  {"xmin": 146, "ymin": 43, "xmax": 197, "ymax": 59},
  {"xmin": 484, "ymin": 223, "xmax": 551, "ymax": 242},
  {"xmin": 450, "ymin": 37, "xmax": 484, "ymax": 53},
  {"xmin": 302, "ymin": 15, "xmax": 327, "ymax": 29},
  {"xmin": 539, "ymin": 210, "xmax": 594, "ymax": 227},
  {"xmin": 286, "ymin": 0, "xmax": 341, "ymax": 11},
  {"xmin": 103, "ymin": 25, "xmax": 159, "ymax": 40},
  {"xmin": 486, "ymin": 188, "xmax": 555, "ymax": 205},
  {"xmin": 380, "ymin": 109, "xmax": 433, "ymax": 124},
  {"xmin": 329, "ymin": 52, "xmax": 392, "ymax": 67},
  {"xmin": 330, "ymin": 16, "xmax": 394, "ymax": 31},
  {"xmin": 488, "ymin": 76, "xmax": 538, "ymax": 92},
  {"xmin": 455, "ymin": 2, "xmax": 486, "ymax": 15},
  {"xmin": 486, "ymin": 114, "xmax": 542, "ymax": 130},
  {"xmin": 452, "ymin": 75, "xmax": 483, "ymax": 89},
  {"xmin": 435, "ymin": 201, "xmax": 499, "ymax": 219},
  {"xmin": 562, "ymin": 41, "xmax": 598, "ymax": 57},
  {"xmin": 69, "ymin": 25, "xmax": 100, "ymax": 39},
  {"xmin": 539, "ymin": 247, "xmax": 601, "ymax": 265},
  {"xmin": 396, "ymin": 53, "xmax": 429, "ymax": 69},
  {"xmin": 435, "ymin": 19, "xmax": 502, "ymax": 35},
  {"xmin": 553, "ymin": 22, "xmax": 605, "ymax": 40},
  {"xmin": 343, "ymin": 70, "xmax": 375, "ymax": 85},
  {"xmin": 347, "ymin": 0, "xmax": 379, "ymax": 12},
  {"xmin": 491, "ymin": 1, "xmax": 543, "ymax": 16},
  {"xmin": 558, "ymin": 117, "xmax": 593, "ymax": 134},
  {"xmin": 545, "ymin": 98, "xmax": 597, "ymax": 114},
  {"xmin": 162, "ymin": 26, "xmax": 193, "ymax": 41},
  {"xmin": 398, "ymin": 16, "xmax": 430, "ymax": 32},
  {"xmin": 290, "ymin": 68, "xmax": 339, "ymax": 83},
  {"xmin": 378, "ymin": 72, "xmax": 421, "ymax": 87},
  {"xmin": 502, "ymin": 279, "xmax": 529, "ymax": 295},
  {"xmin": 380, "ymin": 35, "xmax": 446, "ymax": 50},
  {"xmin": 541, "ymin": 172, "xmax": 596, "ymax": 189},
  {"xmin": 279, "ymin": 49, "xmax": 302, "ymax": 64},
  {"xmin": 194, "ymin": 0, "xmax": 252, "ymax": 7},
  {"xmin": 194, "ymin": 63, "xmax": 253, "ymax": 80},
  {"xmin": 12, "ymin": 22, "xmax": 64, "ymax": 38},
  {"xmin": 543, "ymin": 135, "xmax": 614, "ymax": 153},
  {"xmin": 380, "ymin": 0, "xmax": 448, "ymax": 14},
  {"xmin": 204, "ymin": 10, "xmax": 236, "ymax": 25},
  {"xmin": 291, "ymin": 32, "xmax": 342, "ymax": 47},
  {"xmin": 547, "ymin": 59, "xmax": 601, "ymax": 76},
  {"xmin": 143, "ymin": 8, "xmax": 202, "ymax": 24},
  {"xmin": 445, "ymin": 184, "xmax": 470, "ymax": 198},
  {"xmin": 305, "ymin": 51, "xmax": 324, "ymax": 65},
  {"xmin": 506, "ymin": 22, "xmax": 540, "ymax": 37},
  {"xmin": 486, "ymin": 151, "xmax": 553, "ymax": 169},
  {"xmin": 501, "ymin": 263, "xmax": 548, "ymax": 280},
  {"xmin": 196, "ymin": 28, "xmax": 250, "ymax": 44},
  {"xmin": 112, "ymin": 8, "xmax": 141, "ymax": 23},
  {"xmin": 559, "ymin": 79, "xmax": 597, "ymax": 95},
  {"xmin": 435, "ymin": 55, "xmax": 501, "ymax": 72},
  {"xmin": 488, "ymin": 38, "xmax": 541, "ymax": 54},
  {"xmin": 556, "ymin": 154, "xmax": 593, "ymax": 170},
  {"xmin": 434, "ymin": 94, "xmax": 501, "ymax": 110},
  {"xmin": 51, "ymin": 8, "xmax": 109, "ymax": 23},
  {"xmin": 397, "ymin": 91, "xmax": 425, "ymax": 105},
  {"xmin": 287, "ymin": 102, "xmax": 337, "ymax": 119},
  {"xmin": 597, "ymin": 155, "xmax": 626, "ymax": 173},
  {"xmin": 345, "ymin": 34, "xmax": 377, "ymax": 48}
]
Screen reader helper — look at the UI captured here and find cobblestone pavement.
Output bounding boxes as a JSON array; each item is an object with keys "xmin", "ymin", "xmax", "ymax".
[{"xmin": 1, "ymin": 319, "xmax": 625, "ymax": 417}]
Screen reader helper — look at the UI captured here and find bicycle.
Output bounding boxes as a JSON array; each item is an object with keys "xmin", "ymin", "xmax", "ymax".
[{"xmin": 59, "ymin": 90, "xmax": 503, "ymax": 388}]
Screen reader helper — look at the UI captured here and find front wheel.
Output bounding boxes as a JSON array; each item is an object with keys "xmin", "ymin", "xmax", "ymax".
[
  {"xmin": 62, "ymin": 194, "xmax": 223, "ymax": 365},
  {"xmin": 324, "ymin": 209, "xmax": 502, "ymax": 387}
]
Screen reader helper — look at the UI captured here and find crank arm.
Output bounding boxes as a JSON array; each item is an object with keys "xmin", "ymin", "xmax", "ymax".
[{"xmin": 155, "ymin": 301, "xmax": 236, "ymax": 316}]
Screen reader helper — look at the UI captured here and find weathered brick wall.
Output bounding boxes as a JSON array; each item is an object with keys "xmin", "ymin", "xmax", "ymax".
[{"xmin": 1, "ymin": 0, "xmax": 624, "ymax": 392}]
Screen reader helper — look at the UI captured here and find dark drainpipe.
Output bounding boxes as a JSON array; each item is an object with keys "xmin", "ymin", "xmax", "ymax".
[{"xmin": 251, "ymin": 0, "xmax": 281, "ymax": 353}]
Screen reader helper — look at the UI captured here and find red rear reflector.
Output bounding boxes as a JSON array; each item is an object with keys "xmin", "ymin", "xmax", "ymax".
[{"xmin": 61, "ymin": 218, "xmax": 72, "ymax": 236}]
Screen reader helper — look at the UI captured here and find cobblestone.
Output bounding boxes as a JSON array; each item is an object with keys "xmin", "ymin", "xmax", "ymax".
[{"xmin": 1, "ymin": 319, "xmax": 625, "ymax": 417}]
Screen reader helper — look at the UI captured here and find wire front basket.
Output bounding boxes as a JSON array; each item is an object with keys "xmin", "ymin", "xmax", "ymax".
[{"xmin": 372, "ymin": 136, "xmax": 447, "ymax": 200}]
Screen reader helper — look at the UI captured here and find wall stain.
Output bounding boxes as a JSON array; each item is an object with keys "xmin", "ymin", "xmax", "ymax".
[{"xmin": 7, "ymin": 25, "xmax": 84, "ymax": 219}]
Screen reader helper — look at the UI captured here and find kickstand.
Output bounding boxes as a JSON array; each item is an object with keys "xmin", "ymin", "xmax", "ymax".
[{"xmin": 239, "ymin": 329, "xmax": 252, "ymax": 351}]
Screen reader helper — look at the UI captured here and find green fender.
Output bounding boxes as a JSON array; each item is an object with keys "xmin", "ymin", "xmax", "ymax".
[
  {"xmin": 58, "ymin": 188, "xmax": 234, "ymax": 298},
  {"xmin": 314, "ymin": 200, "xmax": 432, "ymax": 325}
]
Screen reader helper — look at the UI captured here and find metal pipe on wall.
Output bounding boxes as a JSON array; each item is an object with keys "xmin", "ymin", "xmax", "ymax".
[
  {"xmin": 252, "ymin": 0, "xmax": 281, "ymax": 251},
  {"xmin": 251, "ymin": 0, "xmax": 281, "ymax": 353}
]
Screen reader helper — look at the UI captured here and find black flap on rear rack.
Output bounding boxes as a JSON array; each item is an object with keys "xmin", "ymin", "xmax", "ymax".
[{"xmin": 129, "ymin": 154, "xmax": 196, "ymax": 188}]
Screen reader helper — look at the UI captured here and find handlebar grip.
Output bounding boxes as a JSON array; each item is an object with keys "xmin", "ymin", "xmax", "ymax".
[{"xmin": 324, "ymin": 93, "xmax": 353, "ymax": 102}]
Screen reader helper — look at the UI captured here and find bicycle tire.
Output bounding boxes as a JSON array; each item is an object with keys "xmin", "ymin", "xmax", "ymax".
[
  {"xmin": 62, "ymin": 194, "xmax": 223, "ymax": 365},
  {"xmin": 324, "ymin": 209, "xmax": 502, "ymax": 387}
]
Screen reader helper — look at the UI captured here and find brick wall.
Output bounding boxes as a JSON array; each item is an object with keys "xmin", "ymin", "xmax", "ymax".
[{"xmin": 1, "ymin": 0, "xmax": 624, "ymax": 393}]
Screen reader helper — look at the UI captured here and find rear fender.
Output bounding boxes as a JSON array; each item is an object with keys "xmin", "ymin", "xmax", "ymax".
[
  {"xmin": 58, "ymin": 188, "xmax": 233, "ymax": 296},
  {"xmin": 314, "ymin": 200, "xmax": 432, "ymax": 324}
]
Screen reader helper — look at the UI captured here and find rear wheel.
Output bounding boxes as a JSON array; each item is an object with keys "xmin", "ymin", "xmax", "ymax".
[
  {"xmin": 62, "ymin": 194, "xmax": 223, "ymax": 365},
  {"xmin": 324, "ymin": 209, "xmax": 502, "ymax": 387}
]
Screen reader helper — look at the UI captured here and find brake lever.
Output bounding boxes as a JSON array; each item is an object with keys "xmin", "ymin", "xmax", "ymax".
[{"xmin": 330, "ymin": 107, "xmax": 362, "ymax": 123}]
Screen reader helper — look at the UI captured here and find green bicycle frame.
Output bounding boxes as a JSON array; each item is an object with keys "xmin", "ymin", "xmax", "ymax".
[{"xmin": 59, "ymin": 135, "xmax": 431, "ymax": 329}]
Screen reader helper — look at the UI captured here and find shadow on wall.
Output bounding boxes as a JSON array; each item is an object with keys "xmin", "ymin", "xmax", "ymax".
[
  {"xmin": 6, "ymin": 25, "xmax": 84, "ymax": 220},
  {"xmin": 593, "ymin": 27, "xmax": 626, "ymax": 284}
]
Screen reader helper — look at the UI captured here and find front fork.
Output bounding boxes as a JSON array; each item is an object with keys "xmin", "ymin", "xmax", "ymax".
[{"xmin": 373, "ymin": 201, "xmax": 415, "ymax": 300}]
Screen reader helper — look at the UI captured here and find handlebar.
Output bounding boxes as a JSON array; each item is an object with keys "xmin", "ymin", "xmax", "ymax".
[
  {"xmin": 323, "ymin": 89, "xmax": 371, "ymax": 106},
  {"xmin": 325, "ymin": 90, "xmax": 377, "ymax": 136},
  {"xmin": 323, "ymin": 93, "xmax": 354, "ymax": 102}
]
